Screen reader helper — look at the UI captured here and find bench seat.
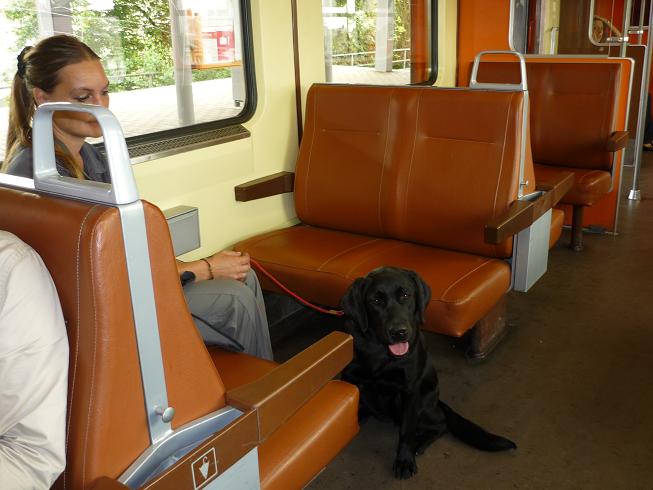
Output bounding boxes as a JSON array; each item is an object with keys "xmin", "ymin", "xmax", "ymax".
[
  {"xmin": 235, "ymin": 83, "xmax": 571, "ymax": 355},
  {"xmin": 238, "ymin": 225, "xmax": 511, "ymax": 337},
  {"xmin": 534, "ymin": 164, "xmax": 611, "ymax": 207},
  {"xmin": 476, "ymin": 60, "xmax": 628, "ymax": 250}
]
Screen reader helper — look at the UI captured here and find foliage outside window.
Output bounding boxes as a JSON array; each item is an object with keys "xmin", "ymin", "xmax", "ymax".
[
  {"xmin": 323, "ymin": 0, "xmax": 434, "ymax": 85},
  {"xmin": 0, "ymin": 0, "xmax": 253, "ymax": 159}
]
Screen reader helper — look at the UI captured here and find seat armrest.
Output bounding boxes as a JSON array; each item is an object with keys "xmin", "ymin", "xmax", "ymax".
[
  {"xmin": 226, "ymin": 331, "xmax": 353, "ymax": 440},
  {"xmin": 606, "ymin": 130, "xmax": 629, "ymax": 152},
  {"xmin": 485, "ymin": 172, "xmax": 574, "ymax": 244},
  {"xmin": 234, "ymin": 171, "xmax": 295, "ymax": 202}
]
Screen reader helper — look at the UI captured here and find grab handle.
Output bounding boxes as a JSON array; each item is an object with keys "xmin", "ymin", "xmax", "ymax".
[
  {"xmin": 32, "ymin": 102, "xmax": 138, "ymax": 205},
  {"xmin": 469, "ymin": 50, "xmax": 528, "ymax": 91}
]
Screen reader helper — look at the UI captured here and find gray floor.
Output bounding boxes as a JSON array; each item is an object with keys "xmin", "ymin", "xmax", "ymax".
[{"xmin": 269, "ymin": 155, "xmax": 653, "ymax": 489}]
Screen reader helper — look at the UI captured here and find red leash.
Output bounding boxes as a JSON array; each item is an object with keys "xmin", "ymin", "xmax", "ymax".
[{"xmin": 250, "ymin": 258, "xmax": 344, "ymax": 317}]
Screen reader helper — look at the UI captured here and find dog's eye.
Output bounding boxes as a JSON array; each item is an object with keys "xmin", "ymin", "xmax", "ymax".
[
  {"xmin": 400, "ymin": 291, "xmax": 411, "ymax": 299},
  {"xmin": 371, "ymin": 296, "xmax": 384, "ymax": 305}
]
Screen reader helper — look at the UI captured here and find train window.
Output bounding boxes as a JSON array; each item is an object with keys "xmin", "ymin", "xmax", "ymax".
[
  {"xmin": 516, "ymin": 0, "xmax": 629, "ymax": 56},
  {"xmin": 322, "ymin": 0, "xmax": 437, "ymax": 85},
  {"xmin": 0, "ymin": 0, "xmax": 255, "ymax": 162},
  {"xmin": 510, "ymin": 0, "xmax": 529, "ymax": 53}
]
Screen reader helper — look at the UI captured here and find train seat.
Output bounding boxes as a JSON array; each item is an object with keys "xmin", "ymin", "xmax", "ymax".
[
  {"xmin": 0, "ymin": 171, "xmax": 358, "ymax": 487},
  {"xmin": 476, "ymin": 60, "xmax": 628, "ymax": 251},
  {"xmin": 235, "ymin": 83, "xmax": 572, "ymax": 357}
]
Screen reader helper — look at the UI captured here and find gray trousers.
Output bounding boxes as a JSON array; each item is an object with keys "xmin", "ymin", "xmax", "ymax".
[{"xmin": 183, "ymin": 269, "xmax": 273, "ymax": 360}]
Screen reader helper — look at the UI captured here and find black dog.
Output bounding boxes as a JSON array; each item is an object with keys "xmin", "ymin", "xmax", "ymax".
[{"xmin": 341, "ymin": 267, "xmax": 516, "ymax": 479}]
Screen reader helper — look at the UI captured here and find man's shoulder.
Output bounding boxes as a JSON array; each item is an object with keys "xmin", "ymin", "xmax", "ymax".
[{"xmin": 0, "ymin": 231, "xmax": 32, "ymax": 267}]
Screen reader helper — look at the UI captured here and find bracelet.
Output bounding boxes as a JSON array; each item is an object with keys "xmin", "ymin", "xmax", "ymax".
[{"xmin": 200, "ymin": 258, "xmax": 214, "ymax": 280}]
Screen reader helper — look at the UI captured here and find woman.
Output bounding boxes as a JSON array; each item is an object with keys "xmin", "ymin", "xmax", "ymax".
[{"xmin": 3, "ymin": 35, "xmax": 272, "ymax": 360}]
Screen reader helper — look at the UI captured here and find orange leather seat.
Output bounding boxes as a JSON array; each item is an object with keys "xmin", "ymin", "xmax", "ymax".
[
  {"xmin": 535, "ymin": 164, "xmax": 612, "ymax": 207},
  {"xmin": 477, "ymin": 61, "xmax": 627, "ymax": 251},
  {"xmin": 239, "ymin": 228, "xmax": 511, "ymax": 337},
  {"xmin": 236, "ymin": 83, "xmax": 549, "ymax": 354},
  {"xmin": 0, "ymin": 182, "xmax": 358, "ymax": 490},
  {"xmin": 210, "ymin": 349, "xmax": 359, "ymax": 489}
]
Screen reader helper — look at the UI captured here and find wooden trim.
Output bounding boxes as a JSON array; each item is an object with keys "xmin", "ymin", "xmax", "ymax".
[
  {"xmin": 291, "ymin": 0, "xmax": 303, "ymax": 143},
  {"xmin": 606, "ymin": 130, "xmax": 629, "ymax": 152},
  {"xmin": 234, "ymin": 171, "xmax": 295, "ymax": 202},
  {"xmin": 484, "ymin": 171, "xmax": 574, "ymax": 244},
  {"xmin": 226, "ymin": 332, "xmax": 353, "ymax": 441},
  {"xmin": 535, "ymin": 171, "xmax": 575, "ymax": 207}
]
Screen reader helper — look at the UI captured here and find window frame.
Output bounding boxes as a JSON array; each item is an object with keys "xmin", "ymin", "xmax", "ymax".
[
  {"xmin": 321, "ymin": 0, "xmax": 438, "ymax": 87},
  {"xmin": 414, "ymin": 0, "xmax": 439, "ymax": 86},
  {"xmin": 109, "ymin": 0, "xmax": 258, "ymax": 162}
]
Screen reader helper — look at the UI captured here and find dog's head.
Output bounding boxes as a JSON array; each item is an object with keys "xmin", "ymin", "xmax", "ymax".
[{"xmin": 341, "ymin": 267, "xmax": 431, "ymax": 358}]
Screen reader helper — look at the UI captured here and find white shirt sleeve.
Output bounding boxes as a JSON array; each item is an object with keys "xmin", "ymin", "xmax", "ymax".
[{"xmin": 0, "ymin": 232, "xmax": 69, "ymax": 490}]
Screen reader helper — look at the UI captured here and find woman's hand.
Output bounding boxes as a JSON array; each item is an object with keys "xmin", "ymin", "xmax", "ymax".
[
  {"xmin": 176, "ymin": 250, "xmax": 250, "ymax": 282},
  {"xmin": 205, "ymin": 250, "xmax": 250, "ymax": 281}
]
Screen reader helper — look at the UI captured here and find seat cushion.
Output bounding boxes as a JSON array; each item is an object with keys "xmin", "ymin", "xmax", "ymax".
[
  {"xmin": 209, "ymin": 349, "xmax": 359, "ymax": 490},
  {"xmin": 535, "ymin": 164, "xmax": 611, "ymax": 207},
  {"xmin": 236, "ymin": 225, "xmax": 511, "ymax": 337}
]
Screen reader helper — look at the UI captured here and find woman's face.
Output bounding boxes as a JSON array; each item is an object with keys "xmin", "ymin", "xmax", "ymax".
[{"xmin": 34, "ymin": 59, "xmax": 110, "ymax": 141}]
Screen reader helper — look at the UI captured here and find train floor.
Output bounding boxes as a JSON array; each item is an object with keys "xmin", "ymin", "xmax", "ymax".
[{"xmin": 265, "ymin": 153, "xmax": 653, "ymax": 490}]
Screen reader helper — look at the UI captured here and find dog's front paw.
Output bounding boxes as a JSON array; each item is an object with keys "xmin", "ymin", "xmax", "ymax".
[{"xmin": 393, "ymin": 447, "xmax": 417, "ymax": 479}]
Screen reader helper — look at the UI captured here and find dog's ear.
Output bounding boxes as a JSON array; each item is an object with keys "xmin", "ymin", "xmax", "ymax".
[
  {"xmin": 341, "ymin": 277, "xmax": 369, "ymax": 333},
  {"xmin": 405, "ymin": 269, "xmax": 431, "ymax": 325}
]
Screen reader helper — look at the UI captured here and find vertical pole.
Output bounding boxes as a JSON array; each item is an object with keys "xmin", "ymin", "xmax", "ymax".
[
  {"xmin": 375, "ymin": 0, "xmax": 394, "ymax": 72},
  {"xmin": 629, "ymin": 0, "xmax": 653, "ymax": 200},
  {"xmin": 620, "ymin": 0, "xmax": 633, "ymax": 57},
  {"xmin": 324, "ymin": 0, "xmax": 334, "ymax": 82},
  {"xmin": 169, "ymin": 0, "xmax": 195, "ymax": 126}
]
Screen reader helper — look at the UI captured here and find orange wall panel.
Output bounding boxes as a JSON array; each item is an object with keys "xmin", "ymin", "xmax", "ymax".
[{"xmin": 457, "ymin": 0, "xmax": 511, "ymax": 86}]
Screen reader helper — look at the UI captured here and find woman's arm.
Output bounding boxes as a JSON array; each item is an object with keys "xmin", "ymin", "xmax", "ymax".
[{"xmin": 176, "ymin": 250, "xmax": 251, "ymax": 282}]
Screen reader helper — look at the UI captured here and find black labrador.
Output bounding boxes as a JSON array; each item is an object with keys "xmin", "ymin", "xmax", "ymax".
[{"xmin": 341, "ymin": 267, "xmax": 516, "ymax": 479}]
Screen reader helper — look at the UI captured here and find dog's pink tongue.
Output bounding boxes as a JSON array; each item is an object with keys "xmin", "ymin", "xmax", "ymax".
[{"xmin": 389, "ymin": 342, "xmax": 409, "ymax": 356}]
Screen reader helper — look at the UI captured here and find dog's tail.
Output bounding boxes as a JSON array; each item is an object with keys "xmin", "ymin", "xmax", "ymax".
[{"xmin": 439, "ymin": 401, "xmax": 517, "ymax": 451}]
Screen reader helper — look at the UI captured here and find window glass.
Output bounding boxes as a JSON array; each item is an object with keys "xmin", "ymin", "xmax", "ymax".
[
  {"xmin": 517, "ymin": 0, "xmax": 625, "ymax": 56},
  {"xmin": 322, "ymin": 0, "xmax": 435, "ymax": 86},
  {"xmin": 0, "ymin": 0, "xmax": 252, "ymax": 159}
]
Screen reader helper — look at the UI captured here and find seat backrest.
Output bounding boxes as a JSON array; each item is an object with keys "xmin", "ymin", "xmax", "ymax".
[
  {"xmin": 0, "ymin": 184, "xmax": 226, "ymax": 489},
  {"xmin": 476, "ymin": 61, "xmax": 621, "ymax": 171},
  {"xmin": 295, "ymin": 84, "xmax": 533, "ymax": 258}
]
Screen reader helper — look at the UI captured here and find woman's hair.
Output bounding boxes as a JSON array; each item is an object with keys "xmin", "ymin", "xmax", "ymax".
[{"xmin": 3, "ymin": 34, "xmax": 100, "ymax": 177}]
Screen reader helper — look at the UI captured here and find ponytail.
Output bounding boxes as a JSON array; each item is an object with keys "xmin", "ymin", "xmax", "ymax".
[{"xmin": 3, "ymin": 51, "xmax": 35, "ymax": 168}]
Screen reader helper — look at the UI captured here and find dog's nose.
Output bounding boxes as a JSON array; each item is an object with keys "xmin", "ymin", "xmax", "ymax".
[{"xmin": 390, "ymin": 327, "xmax": 408, "ymax": 342}]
